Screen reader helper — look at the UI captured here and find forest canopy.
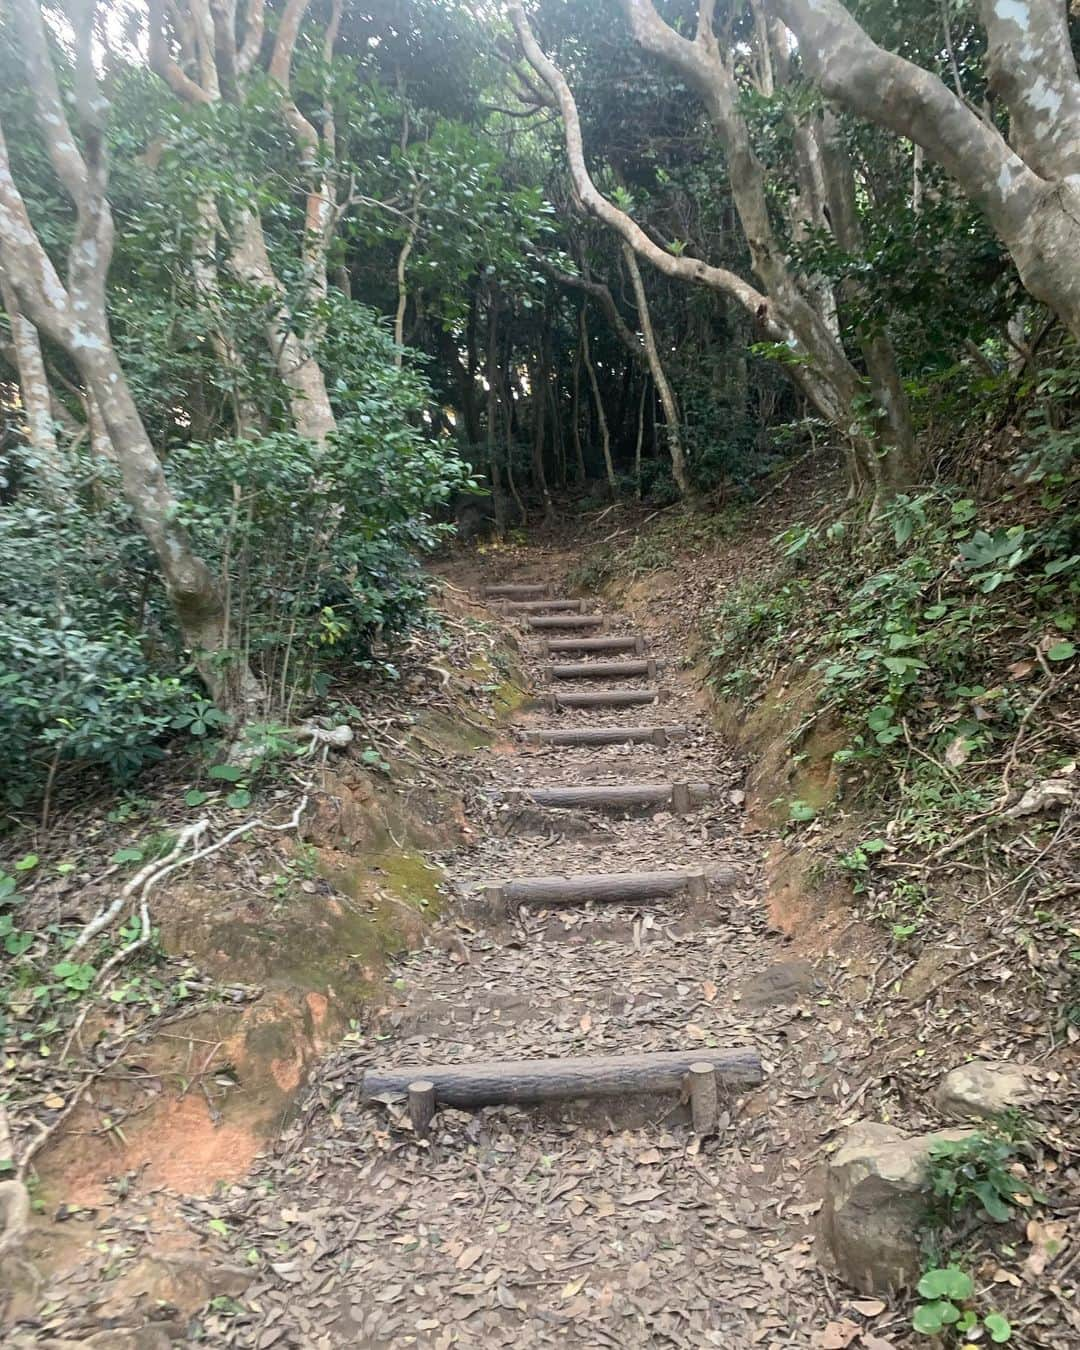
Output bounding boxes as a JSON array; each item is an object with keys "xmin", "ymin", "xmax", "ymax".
[{"xmin": 1, "ymin": 0, "xmax": 1078, "ymax": 805}]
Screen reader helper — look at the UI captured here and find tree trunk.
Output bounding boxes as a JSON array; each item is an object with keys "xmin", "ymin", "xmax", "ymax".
[
  {"xmin": 767, "ymin": 0, "xmax": 1080, "ymax": 342},
  {"xmin": 74, "ymin": 340, "xmax": 258, "ymax": 703},
  {"xmin": 621, "ymin": 242, "xmax": 688, "ymax": 493},
  {"xmin": 229, "ymin": 209, "xmax": 336, "ymax": 445},
  {"xmin": 579, "ymin": 308, "xmax": 616, "ymax": 495},
  {"xmin": 484, "ymin": 294, "xmax": 507, "ymax": 533},
  {"xmin": 191, "ymin": 193, "xmax": 261, "ymax": 438},
  {"xmin": 571, "ymin": 327, "xmax": 587, "ymax": 482},
  {"xmin": 1, "ymin": 280, "xmax": 70, "ymax": 504}
]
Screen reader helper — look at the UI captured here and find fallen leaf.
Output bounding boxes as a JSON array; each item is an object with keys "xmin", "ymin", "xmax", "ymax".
[
  {"xmin": 1026, "ymin": 1218, "xmax": 1069, "ymax": 1276},
  {"xmin": 812, "ymin": 1321, "xmax": 860, "ymax": 1349},
  {"xmin": 702, "ymin": 979, "xmax": 718, "ymax": 1002},
  {"xmin": 849, "ymin": 1299, "xmax": 886, "ymax": 1317},
  {"xmin": 455, "ymin": 1244, "xmax": 484, "ymax": 1271},
  {"xmin": 579, "ymin": 1012, "xmax": 592, "ymax": 1034},
  {"xmin": 560, "ymin": 1276, "xmax": 587, "ymax": 1300},
  {"xmin": 626, "ymin": 1260, "xmax": 650, "ymax": 1291},
  {"xmin": 42, "ymin": 1094, "xmax": 65, "ymax": 1110}
]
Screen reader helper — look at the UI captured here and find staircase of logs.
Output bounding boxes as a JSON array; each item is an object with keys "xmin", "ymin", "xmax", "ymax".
[{"xmin": 362, "ymin": 580, "xmax": 762, "ymax": 1138}]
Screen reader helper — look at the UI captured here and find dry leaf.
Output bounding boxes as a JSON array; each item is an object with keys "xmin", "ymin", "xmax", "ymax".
[
  {"xmin": 702, "ymin": 979, "xmax": 718, "ymax": 1002},
  {"xmin": 560, "ymin": 1276, "xmax": 587, "ymax": 1300},
  {"xmin": 626, "ymin": 1260, "xmax": 651, "ymax": 1291},
  {"xmin": 636, "ymin": 1148, "xmax": 662, "ymax": 1166},
  {"xmin": 42, "ymin": 1094, "xmax": 65, "ymax": 1110},
  {"xmin": 861, "ymin": 1336, "xmax": 900, "ymax": 1350},
  {"xmin": 812, "ymin": 1320, "xmax": 860, "ymax": 1349},
  {"xmin": 944, "ymin": 734, "xmax": 970, "ymax": 768},
  {"xmin": 579, "ymin": 1012, "xmax": 592, "ymax": 1033},
  {"xmin": 849, "ymin": 1298, "xmax": 886, "ymax": 1316},
  {"xmin": 1026, "ymin": 1218, "xmax": 1069, "ymax": 1275},
  {"xmin": 455, "ymin": 1244, "xmax": 484, "ymax": 1271}
]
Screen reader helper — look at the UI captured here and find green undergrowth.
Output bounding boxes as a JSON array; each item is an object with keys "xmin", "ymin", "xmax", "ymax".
[{"xmin": 705, "ymin": 477, "xmax": 1077, "ymax": 859}]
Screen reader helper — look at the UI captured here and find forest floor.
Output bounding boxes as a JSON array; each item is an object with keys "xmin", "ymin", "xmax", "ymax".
[{"xmin": 8, "ymin": 478, "xmax": 1077, "ymax": 1350}]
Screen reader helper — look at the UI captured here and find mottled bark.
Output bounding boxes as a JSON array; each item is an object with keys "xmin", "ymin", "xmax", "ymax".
[
  {"xmin": 767, "ymin": 0, "xmax": 1080, "ymax": 340},
  {"xmin": 1, "ymin": 280, "xmax": 70, "ymax": 503},
  {"xmin": 0, "ymin": 0, "xmax": 248, "ymax": 702}
]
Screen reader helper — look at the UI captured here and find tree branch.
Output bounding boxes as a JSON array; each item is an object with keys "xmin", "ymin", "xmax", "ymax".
[{"xmin": 507, "ymin": 4, "xmax": 774, "ymax": 328}]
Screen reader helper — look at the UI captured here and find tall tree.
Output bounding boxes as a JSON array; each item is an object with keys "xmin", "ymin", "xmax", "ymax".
[
  {"xmin": 0, "ymin": 0, "xmax": 248, "ymax": 702},
  {"xmin": 767, "ymin": 0, "xmax": 1080, "ymax": 340}
]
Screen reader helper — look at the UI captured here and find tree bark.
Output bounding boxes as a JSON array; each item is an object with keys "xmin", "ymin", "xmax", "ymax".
[
  {"xmin": 621, "ymin": 243, "xmax": 688, "ymax": 493},
  {"xmin": 0, "ymin": 0, "xmax": 251, "ymax": 705},
  {"xmin": 1, "ymin": 280, "xmax": 70, "ymax": 504},
  {"xmin": 766, "ymin": 0, "xmax": 1080, "ymax": 341},
  {"xmin": 579, "ymin": 308, "xmax": 616, "ymax": 494}
]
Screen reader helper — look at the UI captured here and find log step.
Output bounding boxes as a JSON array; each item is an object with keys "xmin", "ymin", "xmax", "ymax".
[
  {"xmin": 501, "ymin": 598, "xmax": 584, "ymax": 614},
  {"xmin": 363, "ymin": 1046, "xmax": 763, "ymax": 1110},
  {"xmin": 484, "ymin": 867, "xmax": 721, "ymax": 909},
  {"xmin": 544, "ymin": 659, "xmax": 660, "ymax": 681},
  {"xmin": 493, "ymin": 781, "xmax": 709, "ymax": 813},
  {"xmin": 527, "ymin": 614, "xmax": 605, "ymax": 631},
  {"xmin": 483, "ymin": 583, "xmax": 547, "ymax": 599},
  {"xmin": 552, "ymin": 687, "xmax": 659, "ymax": 709},
  {"xmin": 539, "ymin": 635, "xmax": 646, "ymax": 656},
  {"xmin": 520, "ymin": 724, "xmax": 688, "ymax": 747}
]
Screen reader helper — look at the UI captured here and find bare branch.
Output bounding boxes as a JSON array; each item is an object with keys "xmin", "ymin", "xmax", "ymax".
[
  {"xmin": 507, "ymin": 3, "xmax": 773, "ymax": 327},
  {"xmin": 148, "ymin": 0, "xmax": 216, "ymax": 104}
]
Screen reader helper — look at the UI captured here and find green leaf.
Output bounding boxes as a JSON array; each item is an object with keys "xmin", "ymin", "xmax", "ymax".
[
  {"xmin": 207, "ymin": 1218, "xmax": 229, "ymax": 1238},
  {"xmin": 14, "ymin": 854, "xmax": 38, "ymax": 871},
  {"xmin": 983, "ymin": 1312, "xmax": 1012, "ymax": 1343},
  {"xmin": 923, "ymin": 604, "xmax": 948, "ymax": 620},
  {"xmin": 788, "ymin": 799, "xmax": 816, "ymax": 822},
  {"xmin": 226, "ymin": 789, "xmax": 252, "ymax": 809},
  {"xmin": 208, "ymin": 763, "xmax": 245, "ymax": 782},
  {"xmin": 0, "ymin": 874, "xmax": 17, "ymax": 900},
  {"xmin": 972, "ymin": 1180, "xmax": 1013, "ymax": 1221},
  {"xmin": 912, "ymin": 1302, "xmax": 947, "ymax": 1334},
  {"xmin": 1046, "ymin": 641, "xmax": 1075, "ymax": 662},
  {"xmin": 111, "ymin": 847, "xmax": 144, "ymax": 865},
  {"xmin": 185, "ymin": 789, "xmax": 209, "ymax": 807},
  {"xmin": 917, "ymin": 1267, "xmax": 973, "ymax": 1301}
]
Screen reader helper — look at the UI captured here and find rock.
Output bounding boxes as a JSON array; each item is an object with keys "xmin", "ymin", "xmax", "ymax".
[
  {"xmin": 935, "ymin": 1060, "xmax": 1043, "ymax": 1121},
  {"xmin": 94, "ymin": 1254, "xmax": 250, "ymax": 1325},
  {"xmin": 822, "ymin": 1121, "xmax": 973, "ymax": 1294},
  {"xmin": 738, "ymin": 959, "xmax": 818, "ymax": 1008}
]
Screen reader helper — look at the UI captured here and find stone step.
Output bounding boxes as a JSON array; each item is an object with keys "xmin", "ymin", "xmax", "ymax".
[
  {"xmin": 544, "ymin": 658, "xmax": 661, "ymax": 681},
  {"xmin": 492, "ymin": 781, "xmax": 710, "ymax": 813},
  {"xmin": 551, "ymin": 687, "xmax": 659, "ymax": 709},
  {"xmin": 527, "ymin": 614, "xmax": 605, "ymax": 631},
  {"xmin": 482, "ymin": 583, "xmax": 547, "ymax": 599},
  {"xmin": 537, "ymin": 635, "xmax": 646, "ymax": 656},
  {"xmin": 519, "ymin": 724, "xmax": 688, "ymax": 747}
]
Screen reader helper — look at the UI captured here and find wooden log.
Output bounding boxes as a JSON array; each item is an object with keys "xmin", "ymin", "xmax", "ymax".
[
  {"xmin": 362, "ymin": 1047, "xmax": 763, "ymax": 1107},
  {"xmin": 493, "ymin": 781, "xmax": 710, "ymax": 812},
  {"xmin": 485, "ymin": 868, "xmax": 716, "ymax": 908},
  {"xmin": 408, "ymin": 1080, "xmax": 436, "ymax": 1138},
  {"xmin": 544, "ymin": 659, "xmax": 659, "ymax": 681},
  {"xmin": 501, "ymin": 598, "xmax": 583, "ymax": 614},
  {"xmin": 551, "ymin": 687, "xmax": 658, "ymax": 709},
  {"xmin": 519, "ymin": 724, "xmax": 687, "ymax": 747},
  {"xmin": 527, "ymin": 615, "xmax": 604, "ymax": 631},
  {"xmin": 540, "ymin": 635, "xmax": 646, "ymax": 656},
  {"xmin": 483, "ymin": 583, "xmax": 547, "ymax": 599},
  {"xmin": 688, "ymin": 1062, "xmax": 719, "ymax": 1136}
]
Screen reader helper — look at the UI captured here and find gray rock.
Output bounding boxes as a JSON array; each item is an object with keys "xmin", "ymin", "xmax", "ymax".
[
  {"xmin": 822, "ymin": 1121, "xmax": 973, "ymax": 1294},
  {"xmin": 935, "ymin": 1060, "xmax": 1043, "ymax": 1121},
  {"xmin": 738, "ymin": 959, "xmax": 817, "ymax": 1008}
]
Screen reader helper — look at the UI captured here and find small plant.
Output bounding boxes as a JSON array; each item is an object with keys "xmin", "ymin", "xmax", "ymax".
[
  {"xmin": 912, "ymin": 1265, "xmax": 1011, "ymax": 1342},
  {"xmin": 926, "ymin": 1120, "xmax": 1040, "ymax": 1227}
]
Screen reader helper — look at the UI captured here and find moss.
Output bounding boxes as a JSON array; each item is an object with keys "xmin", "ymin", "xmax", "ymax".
[
  {"xmin": 411, "ymin": 706, "xmax": 493, "ymax": 753},
  {"xmin": 372, "ymin": 847, "xmax": 446, "ymax": 916},
  {"xmin": 492, "ymin": 677, "xmax": 529, "ymax": 718}
]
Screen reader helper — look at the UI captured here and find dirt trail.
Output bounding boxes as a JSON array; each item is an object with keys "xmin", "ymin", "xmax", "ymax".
[{"xmin": 174, "ymin": 561, "xmax": 872, "ymax": 1349}]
